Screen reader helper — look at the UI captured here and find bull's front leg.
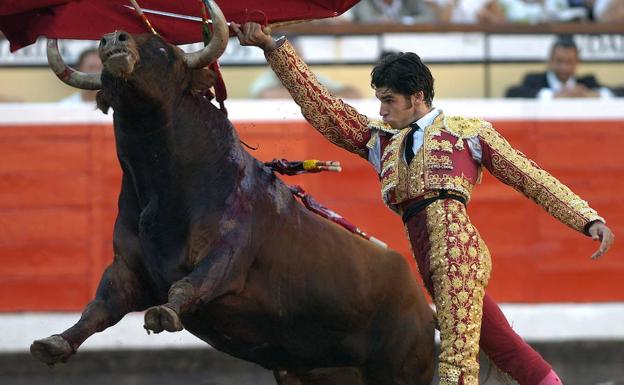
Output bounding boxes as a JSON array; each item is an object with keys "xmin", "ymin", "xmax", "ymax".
[
  {"xmin": 144, "ymin": 203, "xmax": 255, "ymax": 334},
  {"xmin": 31, "ymin": 234, "xmax": 153, "ymax": 365}
]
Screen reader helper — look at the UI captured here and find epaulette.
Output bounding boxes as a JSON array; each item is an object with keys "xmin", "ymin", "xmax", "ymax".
[
  {"xmin": 368, "ymin": 119, "xmax": 402, "ymax": 135},
  {"xmin": 443, "ymin": 115, "xmax": 487, "ymax": 150},
  {"xmin": 444, "ymin": 116, "xmax": 484, "ymax": 138}
]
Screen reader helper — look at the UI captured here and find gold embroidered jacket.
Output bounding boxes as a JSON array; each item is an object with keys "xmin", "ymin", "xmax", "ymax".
[{"xmin": 265, "ymin": 39, "xmax": 604, "ymax": 234}]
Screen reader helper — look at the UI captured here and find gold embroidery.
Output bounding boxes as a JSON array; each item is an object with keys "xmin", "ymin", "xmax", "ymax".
[
  {"xmin": 479, "ymin": 123, "xmax": 604, "ymax": 233},
  {"xmin": 427, "ymin": 139, "xmax": 454, "ymax": 153},
  {"xmin": 378, "ymin": 112, "xmax": 485, "ymax": 210},
  {"xmin": 443, "ymin": 116, "xmax": 483, "ymax": 151},
  {"xmin": 267, "ymin": 40, "xmax": 370, "ymax": 158},
  {"xmin": 406, "ymin": 145, "xmax": 426, "ymax": 201},
  {"xmin": 421, "ymin": 116, "xmax": 474, "ymax": 201},
  {"xmin": 395, "ymin": 142, "xmax": 410, "ymax": 204},
  {"xmin": 428, "ymin": 114, "xmax": 445, "ymax": 136},
  {"xmin": 379, "ymin": 128, "xmax": 412, "ymax": 210},
  {"xmin": 368, "ymin": 119, "xmax": 401, "ymax": 135},
  {"xmin": 426, "ymin": 174, "xmax": 473, "ymax": 202},
  {"xmin": 444, "ymin": 116, "xmax": 483, "ymax": 139},
  {"xmin": 439, "ymin": 363, "xmax": 462, "ymax": 385},
  {"xmin": 426, "ymin": 200, "xmax": 491, "ymax": 385},
  {"xmin": 428, "ymin": 154, "xmax": 453, "ymax": 170},
  {"xmin": 365, "ymin": 130, "xmax": 378, "ymax": 150}
]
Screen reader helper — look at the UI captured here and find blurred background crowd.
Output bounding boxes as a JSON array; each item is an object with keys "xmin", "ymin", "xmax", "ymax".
[
  {"xmin": 334, "ymin": 0, "xmax": 624, "ymax": 25},
  {"xmin": 0, "ymin": 0, "xmax": 623, "ymax": 103}
]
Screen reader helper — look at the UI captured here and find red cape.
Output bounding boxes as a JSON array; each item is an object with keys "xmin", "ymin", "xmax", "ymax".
[{"xmin": 0, "ymin": 0, "xmax": 360, "ymax": 51}]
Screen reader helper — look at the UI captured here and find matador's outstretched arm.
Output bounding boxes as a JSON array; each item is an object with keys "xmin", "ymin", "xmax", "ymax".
[{"xmin": 478, "ymin": 123, "xmax": 614, "ymax": 259}]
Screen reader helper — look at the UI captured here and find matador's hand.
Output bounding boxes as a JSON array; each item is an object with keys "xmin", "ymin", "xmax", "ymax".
[
  {"xmin": 588, "ymin": 221, "xmax": 614, "ymax": 260},
  {"xmin": 231, "ymin": 22, "xmax": 276, "ymax": 52}
]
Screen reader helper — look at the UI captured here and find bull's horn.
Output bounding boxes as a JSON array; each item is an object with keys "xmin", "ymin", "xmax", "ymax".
[
  {"xmin": 183, "ymin": 0, "xmax": 228, "ymax": 69},
  {"xmin": 46, "ymin": 39, "xmax": 102, "ymax": 90}
]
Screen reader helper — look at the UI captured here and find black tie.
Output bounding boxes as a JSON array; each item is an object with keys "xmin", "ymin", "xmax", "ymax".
[{"xmin": 405, "ymin": 122, "xmax": 420, "ymax": 164}]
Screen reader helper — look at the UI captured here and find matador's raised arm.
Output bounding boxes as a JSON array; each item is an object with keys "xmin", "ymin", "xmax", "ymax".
[{"xmin": 265, "ymin": 39, "xmax": 371, "ymax": 158}]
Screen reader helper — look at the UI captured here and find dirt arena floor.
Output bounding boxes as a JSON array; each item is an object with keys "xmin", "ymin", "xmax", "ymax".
[{"xmin": 1, "ymin": 341, "xmax": 622, "ymax": 385}]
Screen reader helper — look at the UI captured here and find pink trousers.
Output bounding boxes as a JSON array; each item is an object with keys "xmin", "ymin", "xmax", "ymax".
[{"xmin": 405, "ymin": 199, "xmax": 552, "ymax": 385}]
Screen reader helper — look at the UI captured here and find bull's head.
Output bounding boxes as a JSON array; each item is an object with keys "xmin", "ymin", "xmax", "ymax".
[{"xmin": 46, "ymin": 0, "xmax": 228, "ymax": 98}]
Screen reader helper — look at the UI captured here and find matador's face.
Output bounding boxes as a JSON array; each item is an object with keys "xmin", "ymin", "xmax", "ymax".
[{"xmin": 375, "ymin": 87, "xmax": 421, "ymax": 129}]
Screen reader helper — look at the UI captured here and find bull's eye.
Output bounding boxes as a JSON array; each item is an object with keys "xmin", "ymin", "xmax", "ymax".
[{"xmin": 159, "ymin": 47, "xmax": 167, "ymax": 56}]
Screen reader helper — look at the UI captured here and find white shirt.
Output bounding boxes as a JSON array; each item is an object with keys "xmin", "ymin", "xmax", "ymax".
[
  {"xmin": 373, "ymin": 0, "xmax": 403, "ymax": 20},
  {"xmin": 537, "ymin": 71, "xmax": 614, "ymax": 100},
  {"xmin": 406, "ymin": 108, "xmax": 440, "ymax": 161},
  {"xmin": 434, "ymin": 0, "xmax": 491, "ymax": 23}
]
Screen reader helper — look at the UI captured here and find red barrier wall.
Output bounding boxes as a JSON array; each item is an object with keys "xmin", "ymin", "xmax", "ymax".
[{"xmin": 1, "ymin": 119, "xmax": 622, "ymax": 311}]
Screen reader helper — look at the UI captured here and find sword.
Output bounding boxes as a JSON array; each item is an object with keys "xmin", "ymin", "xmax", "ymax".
[
  {"xmin": 122, "ymin": 5, "xmax": 231, "ymax": 26},
  {"xmin": 122, "ymin": 5, "xmax": 305, "ymax": 31}
]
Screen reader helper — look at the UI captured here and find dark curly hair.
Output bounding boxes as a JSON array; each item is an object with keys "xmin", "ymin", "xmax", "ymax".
[
  {"xmin": 370, "ymin": 52, "xmax": 434, "ymax": 107},
  {"xmin": 550, "ymin": 35, "xmax": 578, "ymax": 58}
]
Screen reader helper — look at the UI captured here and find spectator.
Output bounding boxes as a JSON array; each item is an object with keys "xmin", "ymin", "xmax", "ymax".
[
  {"xmin": 461, "ymin": 0, "xmax": 590, "ymax": 24},
  {"xmin": 593, "ymin": 0, "xmax": 624, "ymax": 22},
  {"xmin": 351, "ymin": 0, "xmax": 435, "ymax": 23},
  {"xmin": 611, "ymin": 85, "xmax": 624, "ymax": 97},
  {"xmin": 542, "ymin": 0, "xmax": 591, "ymax": 21},
  {"xmin": 430, "ymin": 0, "xmax": 506, "ymax": 24},
  {"xmin": 498, "ymin": 0, "xmax": 546, "ymax": 23},
  {"xmin": 505, "ymin": 36, "xmax": 614, "ymax": 99},
  {"xmin": 58, "ymin": 48, "xmax": 102, "ymax": 104},
  {"xmin": 430, "ymin": 0, "xmax": 583, "ymax": 24}
]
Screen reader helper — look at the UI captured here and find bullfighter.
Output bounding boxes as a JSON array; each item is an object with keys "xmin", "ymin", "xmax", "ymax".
[{"xmin": 233, "ymin": 22, "xmax": 615, "ymax": 385}]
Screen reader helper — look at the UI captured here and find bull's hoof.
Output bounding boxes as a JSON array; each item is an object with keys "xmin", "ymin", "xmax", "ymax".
[
  {"xmin": 30, "ymin": 335, "xmax": 73, "ymax": 365},
  {"xmin": 144, "ymin": 305, "xmax": 183, "ymax": 334}
]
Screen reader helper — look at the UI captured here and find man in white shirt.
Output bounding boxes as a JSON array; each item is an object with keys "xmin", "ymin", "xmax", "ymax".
[{"xmin": 506, "ymin": 36, "xmax": 614, "ymax": 99}]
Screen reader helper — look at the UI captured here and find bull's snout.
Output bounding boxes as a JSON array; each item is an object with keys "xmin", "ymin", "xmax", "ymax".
[
  {"xmin": 99, "ymin": 30, "xmax": 138, "ymax": 79},
  {"xmin": 100, "ymin": 31, "xmax": 131, "ymax": 50}
]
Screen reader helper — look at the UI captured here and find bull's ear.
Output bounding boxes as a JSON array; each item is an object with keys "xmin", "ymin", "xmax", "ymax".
[
  {"xmin": 190, "ymin": 68, "xmax": 216, "ymax": 94},
  {"xmin": 96, "ymin": 90, "xmax": 111, "ymax": 114}
]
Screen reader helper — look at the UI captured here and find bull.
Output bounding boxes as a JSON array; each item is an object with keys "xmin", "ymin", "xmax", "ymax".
[{"xmin": 30, "ymin": 1, "xmax": 434, "ymax": 384}]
